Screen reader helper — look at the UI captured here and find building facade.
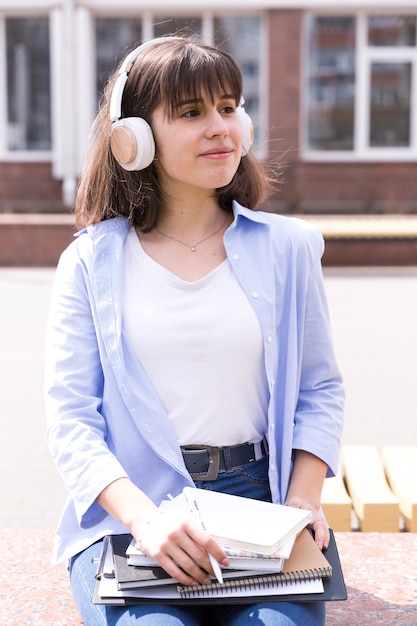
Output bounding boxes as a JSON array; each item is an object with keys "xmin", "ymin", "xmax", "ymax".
[{"xmin": 1, "ymin": 0, "xmax": 417, "ymax": 216}]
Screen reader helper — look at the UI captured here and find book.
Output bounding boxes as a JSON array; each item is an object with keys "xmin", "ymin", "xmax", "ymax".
[
  {"xmin": 92, "ymin": 528, "xmax": 348, "ymax": 605},
  {"xmin": 112, "ymin": 535, "xmax": 273, "ymax": 591},
  {"xmin": 160, "ymin": 487, "xmax": 312, "ymax": 556},
  {"xmin": 126, "ymin": 535, "xmax": 295, "ymax": 572}
]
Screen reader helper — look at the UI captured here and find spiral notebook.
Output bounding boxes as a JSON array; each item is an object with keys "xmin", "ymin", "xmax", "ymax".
[
  {"xmin": 92, "ymin": 529, "xmax": 347, "ymax": 605},
  {"xmin": 176, "ymin": 529, "xmax": 331, "ymax": 599}
]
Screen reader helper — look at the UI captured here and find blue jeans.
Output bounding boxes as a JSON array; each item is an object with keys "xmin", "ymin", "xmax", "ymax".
[{"xmin": 69, "ymin": 457, "xmax": 325, "ymax": 625}]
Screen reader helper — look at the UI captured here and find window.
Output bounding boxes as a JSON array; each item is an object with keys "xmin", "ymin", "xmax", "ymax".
[
  {"xmin": 367, "ymin": 15, "xmax": 416, "ymax": 47},
  {"xmin": 96, "ymin": 17, "xmax": 143, "ymax": 105},
  {"xmin": 5, "ymin": 17, "xmax": 51, "ymax": 152},
  {"xmin": 305, "ymin": 13, "xmax": 417, "ymax": 159},
  {"xmin": 307, "ymin": 16, "xmax": 356, "ymax": 151},
  {"xmin": 370, "ymin": 62, "xmax": 411, "ymax": 147},
  {"xmin": 94, "ymin": 13, "xmax": 264, "ymax": 151},
  {"xmin": 153, "ymin": 17, "xmax": 202, "ymax": 39}
]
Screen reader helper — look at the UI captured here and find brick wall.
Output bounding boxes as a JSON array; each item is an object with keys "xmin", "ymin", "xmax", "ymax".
[
  {"xmin": 0, "ymin": 215, "xmax": 75, "ymax": 266},
  {"xmin": 0, "ymin": 162, "xmax": 65, "ymax": 213},
  {"xmin": 291, "ymin": 162, "xmax": 417, "ymax": 214},
  {"xmin": 268, "ymin": 10, "xmax": 302, "ymax": 168}
]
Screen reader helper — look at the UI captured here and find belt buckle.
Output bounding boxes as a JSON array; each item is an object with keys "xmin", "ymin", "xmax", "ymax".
[
  {"xmin": 201, "ymin": 446, "xmax": 220, "ymax": 480},
  {"xmin": 201, "ymin": 446, "xmax": 221, "ymax": 480},
  {"xmin": 184, "ymin": 445, "xmax": 220, "ymax": 481}
]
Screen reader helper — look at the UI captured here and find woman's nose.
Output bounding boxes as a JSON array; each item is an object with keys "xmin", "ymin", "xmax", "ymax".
[{"xmin": 205, "ymin": 109, "xmax": 229, "ymax": 137}]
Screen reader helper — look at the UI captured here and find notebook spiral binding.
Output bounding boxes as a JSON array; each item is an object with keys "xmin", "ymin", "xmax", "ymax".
[{"xmin": 178, "ymin": 566, "xmax": 332, "ymax": 598}]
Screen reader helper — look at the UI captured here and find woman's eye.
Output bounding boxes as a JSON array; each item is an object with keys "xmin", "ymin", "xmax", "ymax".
[{"xmin": 182, "ymin": 109, "xmax": 199, "ymax": 118}]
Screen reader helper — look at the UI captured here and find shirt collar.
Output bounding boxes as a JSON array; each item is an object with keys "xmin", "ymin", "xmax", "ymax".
[{"xmin": 232, "ymin": 200, "xmax": 269, "ymax": 225}]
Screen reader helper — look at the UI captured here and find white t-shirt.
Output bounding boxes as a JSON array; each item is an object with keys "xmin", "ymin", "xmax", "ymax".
[{"xmin": 123, "ymin": 227, "xmax": 269, "ymax": 446}]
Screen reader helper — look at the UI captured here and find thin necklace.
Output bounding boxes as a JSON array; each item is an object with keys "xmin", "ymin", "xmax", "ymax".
[{"xmin": 155, "ymin": 214, "xmax": 229, "ymax": 252}]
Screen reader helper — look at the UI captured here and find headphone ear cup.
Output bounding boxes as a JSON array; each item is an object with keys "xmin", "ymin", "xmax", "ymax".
[
  {"xmin": 237, "ymin": 106, "xmax": 254, "ymax": 156},
  {"xmin": 110, "ymin": 117, "xmax": 155, "ymax": 171}
]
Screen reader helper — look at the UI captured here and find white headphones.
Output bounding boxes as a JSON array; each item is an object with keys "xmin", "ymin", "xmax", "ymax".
[{"xmin": 109, "ymin": 37, "xmax": 254, "ymax": 171}]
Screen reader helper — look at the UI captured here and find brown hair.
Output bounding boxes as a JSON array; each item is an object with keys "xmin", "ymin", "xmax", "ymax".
[{"xmin": 74, "ymin": 36, "xmax": 271, "ymax": 230}]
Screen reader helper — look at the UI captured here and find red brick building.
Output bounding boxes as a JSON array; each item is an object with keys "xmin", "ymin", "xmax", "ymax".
[{"xmin": 1, "ymin": 1, "xmax": 417, "ymax": 248}]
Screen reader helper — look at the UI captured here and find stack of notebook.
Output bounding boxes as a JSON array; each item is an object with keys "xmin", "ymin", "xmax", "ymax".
[{"xmin": 93, "ymin": 487, "xmax": 346, "ymax": 605}]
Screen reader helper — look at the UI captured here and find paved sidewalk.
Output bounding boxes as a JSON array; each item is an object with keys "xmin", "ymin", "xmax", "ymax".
[
  {"xmin": 324, "ymin": 266, "xmax": 417, "ymax": 447},
  {"xmin": 1, "ymin": 266, "xmax": 417, "ymax": 529},
  {"xmin": 0, "ymin": 269, "xmax": 66, "ymax": 529}
]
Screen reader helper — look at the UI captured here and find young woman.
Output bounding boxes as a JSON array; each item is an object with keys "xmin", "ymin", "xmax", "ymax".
[{"xmin": 45, "ymin": 36, "xmax": 344, "ymax": 626}]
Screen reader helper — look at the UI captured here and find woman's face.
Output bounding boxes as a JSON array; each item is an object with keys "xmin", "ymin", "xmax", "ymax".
[{"xmin": 150, "ymin": 91, "xmax": 243, "ymax": 199}]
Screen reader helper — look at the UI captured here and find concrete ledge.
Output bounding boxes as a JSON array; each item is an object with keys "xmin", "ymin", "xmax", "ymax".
[
  {"xmin": 326, "ymin": 532, "xmax": 417, "ymax": 625},
  {"xmin": 1, "ymin": 529, "xmax": 416, "ymax": 624},
  {"xmin": 0, "ymin": 529, "xmax": 80, "ymax": 625}
]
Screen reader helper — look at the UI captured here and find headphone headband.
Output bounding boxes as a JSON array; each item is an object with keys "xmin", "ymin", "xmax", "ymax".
[{"xmin": 109, "ymin": 37, "xmax": 180, "ymax": 123}]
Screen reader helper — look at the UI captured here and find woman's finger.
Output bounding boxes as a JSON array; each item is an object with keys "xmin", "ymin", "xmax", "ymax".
[{"xmin": 309, "ymin": 518, "xmax": 330, "ymax": 550}]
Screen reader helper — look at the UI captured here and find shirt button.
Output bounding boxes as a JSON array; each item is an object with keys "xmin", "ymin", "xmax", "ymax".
[
  {"xmin": 252, "ymin": 291, "xmax": 259, "ymax": 298},
  {"xmin": 267, "ymin": 336, "xmax": 272, "ymax": 343},
  {"xmin": 232, "ymin": 254, "xmax": 239, "ymax": 260}
]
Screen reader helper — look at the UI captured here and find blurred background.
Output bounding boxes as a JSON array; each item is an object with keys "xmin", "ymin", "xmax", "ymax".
[
  {"xmin": 1, "ymin": 1, "xmax": 417, "ymax": 529},
  {"xmin": 1, "ymin": 3, "xmax": 417, "ymax": 239}
]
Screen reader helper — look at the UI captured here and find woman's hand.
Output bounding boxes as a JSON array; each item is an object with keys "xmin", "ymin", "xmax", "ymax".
[
  {"xmin": 285, "ymin": 495, "xmax": 329, "ymax": 550},
  {"xmin": 132, "ymin": 510, "xmax": 229, "ymax": 586},
  {"xmin": 97, "ymin": 478, "xmax": 229, "ymax": 586}
]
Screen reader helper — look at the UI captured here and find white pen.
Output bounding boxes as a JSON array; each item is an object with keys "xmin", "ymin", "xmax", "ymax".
[
  {"xmin": 208, "ymin": 552, "xmax": 224, "ymax": 585},
  {"xmin": 192, "ymin": 497, "xmax": 224, "ymax": 584}
]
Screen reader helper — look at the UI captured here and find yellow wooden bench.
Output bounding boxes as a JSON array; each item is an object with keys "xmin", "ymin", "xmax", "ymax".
[
  {"xmin": 322, "ymin": 445, "xmax": 417, "ymax": 532},
  {"xmin": 341, "ymin": 445, "xmax": 400, "ymax": 531},
  {"xmin": 382, "ymin": 445, "xmax": 417, "ymax": 532},
  {"xmin": 321, "ymin": 472, "xmax": 352, "ymax": 531}
]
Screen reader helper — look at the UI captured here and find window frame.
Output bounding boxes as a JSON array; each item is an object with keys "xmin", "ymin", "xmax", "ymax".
[
  {"xmin": 302, "ymin": 10, "xmax": 417, "ymax": 162},
  {"xmin": 0, "ymin": 11, "xmax": 53, "ymax": 162}
]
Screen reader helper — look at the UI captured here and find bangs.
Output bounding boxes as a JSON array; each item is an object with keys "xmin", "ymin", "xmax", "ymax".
[{"xmin": 157, "ymin": 43, "xmax": 243, "ymax": 117}]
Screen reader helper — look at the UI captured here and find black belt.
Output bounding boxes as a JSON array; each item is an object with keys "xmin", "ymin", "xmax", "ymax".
[{"xmin": 181, "ymin": 439, "xmax": 268, "ymax": 481}]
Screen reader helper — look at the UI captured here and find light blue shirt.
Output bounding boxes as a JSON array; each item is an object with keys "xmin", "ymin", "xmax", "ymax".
[{"xmin": 45, "ymin": 201, "xmax": 344, "ymax": 563}]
